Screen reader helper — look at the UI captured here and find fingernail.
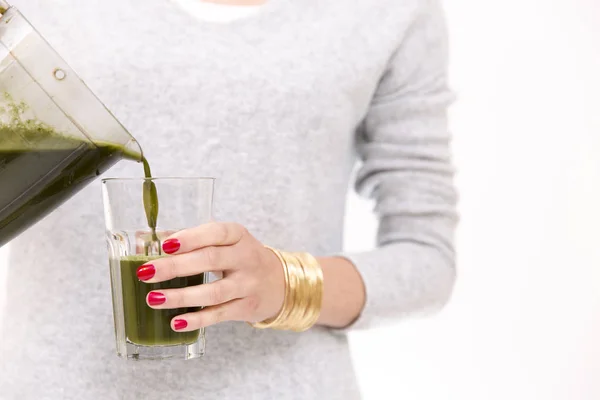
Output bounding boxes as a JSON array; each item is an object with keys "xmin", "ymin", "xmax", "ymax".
[
  {"xmin": 173, "ymin": 319, "xmax": 188, "ymax": 331},
  {"xmin": 162, "ymin": 238, "xmax": 181, "ymax": 254},
  {"xmin": 136, "ymin": 264, "xmax": 155, "ymax": 281},
  {"xmin": 147, "ymin": 292, "xmax": 166, "ymax": 306}
]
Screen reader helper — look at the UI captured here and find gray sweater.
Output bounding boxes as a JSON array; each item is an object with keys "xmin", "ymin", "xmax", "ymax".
[{"xmin": 0, "ymin": 0, "xmax": 458, "ymax": 398}]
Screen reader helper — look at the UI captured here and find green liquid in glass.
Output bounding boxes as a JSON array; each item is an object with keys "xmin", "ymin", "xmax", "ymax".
[{"xmin": 119, "ymin": 255, "xmax": 204, "ymax": 346}]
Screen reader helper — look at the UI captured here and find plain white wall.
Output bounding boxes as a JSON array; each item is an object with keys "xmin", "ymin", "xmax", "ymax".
[{"xmin": 2, "ymin": 0, "xmax": 600, "ymax": 399}]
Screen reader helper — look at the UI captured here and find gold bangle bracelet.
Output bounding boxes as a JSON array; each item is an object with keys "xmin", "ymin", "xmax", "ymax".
[
  {"xmin": 279, "ymin": 253, "xmax": 309, "ymax": 332},
  {"xmin": 293, "ymin": 252, "xmax": 323, "ymax": 331},
  {"xmin": 252, "ymin": 247, "xmax": 324, "ymax": 332},
  {"xmin": 251, "ymin": 246, "xmax": 290, "ymax": 329},
  {"xmin": 276, "ymin": 252, "xmax": 297, "ymax": 327}
]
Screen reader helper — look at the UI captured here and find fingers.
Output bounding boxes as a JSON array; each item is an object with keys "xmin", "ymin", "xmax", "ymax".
[
  {"xmin": 161, "ymin": 222, "xmax": 246, "ymax": 255},
  {"xmin": 146, "ymin": 279, "xmax": 244, "ymax": 309},
  {"xmin": 137, "ymin": 245, "xmax": 240, "ymax": 282},
  {"xmin": 170, "ymin": 297, "xmax": 258, "ymax": 331}
]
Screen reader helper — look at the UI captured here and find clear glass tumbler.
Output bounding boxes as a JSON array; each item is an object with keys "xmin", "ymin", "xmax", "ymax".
[{"xmin": 102, "ymin": 177, "xmax": 215, "ymax": 361}]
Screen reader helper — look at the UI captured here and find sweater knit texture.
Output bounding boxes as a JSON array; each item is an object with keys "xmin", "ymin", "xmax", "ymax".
[{"xmin": 0, "ymin": 0, "xmax": 457, "ymax": 398}]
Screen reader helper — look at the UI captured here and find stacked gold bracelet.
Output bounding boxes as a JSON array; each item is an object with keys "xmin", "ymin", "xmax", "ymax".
[{"xmin": 252, "ymin": 246, "xmax": 324, "ymax": 332}]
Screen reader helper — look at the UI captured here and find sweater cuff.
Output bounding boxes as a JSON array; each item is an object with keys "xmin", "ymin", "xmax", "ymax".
[{"xmin": 327, "ymin": 243, "xmax": 456, "ymax": 334}]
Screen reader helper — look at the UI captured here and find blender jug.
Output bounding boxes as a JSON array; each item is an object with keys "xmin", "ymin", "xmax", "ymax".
[{"xmin": 0, "ymin": 2, "xmax": 143, "ymax": 248}]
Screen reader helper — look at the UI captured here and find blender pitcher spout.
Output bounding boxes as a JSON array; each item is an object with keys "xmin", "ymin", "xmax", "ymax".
[{"xmin": 123, "ymin": 138, "xmax": 144, "ymax": 162}]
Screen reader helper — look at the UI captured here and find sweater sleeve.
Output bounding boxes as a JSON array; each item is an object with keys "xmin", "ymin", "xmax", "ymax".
[{"xmin": 336, "ymin": 0, "xmax": 458, "ymax": 331}]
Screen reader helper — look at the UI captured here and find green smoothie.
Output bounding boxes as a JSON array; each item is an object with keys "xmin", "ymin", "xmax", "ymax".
[
  {"xmin": 0, "ymin": 94, "xmax": 151, "ymax": 248},
  {"xmin": 119, "ymin": 255, "xmax": 205, "ymax": 346},
  {"xmin": 0, "ymin": 129, "xmax": 133, "ymax": 247},
  {"xmin": 141, "ymin": 158, "xmax": 160, "ymax": 247}
]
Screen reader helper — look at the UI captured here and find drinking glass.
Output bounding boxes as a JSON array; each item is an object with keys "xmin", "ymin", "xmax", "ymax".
[{"xmin": 102, "ymin": 177, "xmax": 214, "ymax": 361}]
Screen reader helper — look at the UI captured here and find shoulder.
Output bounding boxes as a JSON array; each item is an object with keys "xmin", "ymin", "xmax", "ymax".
[{"xmin": 342, "ymin": 0, "xmax": 446, "ymax": 46}]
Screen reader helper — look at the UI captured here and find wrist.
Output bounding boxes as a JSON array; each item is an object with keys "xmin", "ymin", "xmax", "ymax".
[{"xmin": 315, "ymin": 256, "xmax": 366, "ymax": 329}]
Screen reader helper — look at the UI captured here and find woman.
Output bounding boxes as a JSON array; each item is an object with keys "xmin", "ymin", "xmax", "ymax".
[{"xmin": 0, "ymin": 0, "xmax": 457, "ymax": 398}]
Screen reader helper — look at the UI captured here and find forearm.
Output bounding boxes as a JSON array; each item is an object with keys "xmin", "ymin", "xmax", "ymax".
[{"xmin": 315, "ymin": 256, "xmax": 366, "ymax": 329}]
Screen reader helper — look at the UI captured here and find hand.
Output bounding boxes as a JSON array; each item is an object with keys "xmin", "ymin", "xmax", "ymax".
[{"xmin": 136, "ymin": 222, "xmax": 285, "ymax": 332}]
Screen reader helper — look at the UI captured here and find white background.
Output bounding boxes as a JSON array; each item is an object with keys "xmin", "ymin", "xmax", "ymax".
[{"xmin": 2, "ymin": 0, "xmax": 600, "ymax": 399}]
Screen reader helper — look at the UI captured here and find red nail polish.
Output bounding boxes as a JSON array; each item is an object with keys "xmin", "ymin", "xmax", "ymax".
[
  {"xmin": 173, "ymin": 319, "xmax": 188, "ymax": 330},
  {"xmin": 147, "ymin": 292, "xmax": 166, "ymax": 306},
  {"xmin": 163, "ymin": 238, "xmax": 181, "ymax": 254},
  {"xmin": 136, "ymin": 264, "xmax": 155, "ymax": 281}
]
